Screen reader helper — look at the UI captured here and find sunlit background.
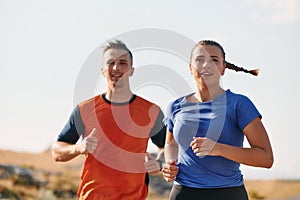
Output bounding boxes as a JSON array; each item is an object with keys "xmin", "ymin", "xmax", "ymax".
[{"xmin": 1, "ymin": 0, "xmax": 299, "ymax": 180}]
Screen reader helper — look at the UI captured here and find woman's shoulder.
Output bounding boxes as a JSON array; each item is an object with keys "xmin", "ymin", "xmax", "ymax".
[
  {"xmin": 170, "ymin": 93, "xmax": 194, "ymax": 105},
  {"xmin": 226, "ymin": 89, "xmax": 252, "ymax": 102},
  {"xmin": 226, "ymin": 90, "xmax": 258, "ymax": 112},
  {"xmin": 166, "ymin": 93, "xmax": 193, "ymax": 111}
]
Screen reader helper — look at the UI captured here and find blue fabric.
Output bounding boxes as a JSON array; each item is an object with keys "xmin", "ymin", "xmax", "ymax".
[{"xmin": 164, "ymin": 90, "xmax": 261, "ymax": 188}]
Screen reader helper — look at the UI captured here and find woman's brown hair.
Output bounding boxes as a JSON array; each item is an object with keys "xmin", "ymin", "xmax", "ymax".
[{"xmin": 191, "ymin": 40, "xmax": 259, "ymax": 76}]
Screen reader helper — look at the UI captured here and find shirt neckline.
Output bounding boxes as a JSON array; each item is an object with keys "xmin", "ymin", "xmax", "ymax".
[
  {"xmin": 184, "ymin": 89, "xmax": 230, "ymax": 104},
  {"xmin": 101, "ymin": 93, "xmax": 136, "ymax": 105}
]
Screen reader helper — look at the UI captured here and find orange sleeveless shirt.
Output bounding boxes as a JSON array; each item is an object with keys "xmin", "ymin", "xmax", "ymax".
[{"xmin": 77, "ymin": 95, "xmax": 162, "ymax": 200}]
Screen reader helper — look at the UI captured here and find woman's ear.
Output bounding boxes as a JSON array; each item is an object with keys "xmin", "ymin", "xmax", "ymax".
[{"xmin": 221, "ymin": 63, "xmax": 226, "ymax": 75}]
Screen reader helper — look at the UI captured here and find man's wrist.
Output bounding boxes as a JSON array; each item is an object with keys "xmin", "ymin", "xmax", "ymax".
[{"xmin": 156, "ymin": 159, "xmax": 164, "ymax": 171}]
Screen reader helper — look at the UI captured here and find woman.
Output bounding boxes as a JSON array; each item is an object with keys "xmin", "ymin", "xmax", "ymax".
[{"xmin": 162, "ymin": 40, "xmax": 273, "ymax": 200}]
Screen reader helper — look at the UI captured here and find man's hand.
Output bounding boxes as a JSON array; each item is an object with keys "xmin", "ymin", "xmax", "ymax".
[
  {"xmin": 80, "ymin": 128, "xmax": 98, "ymax": 154},
  {"xmin": 144, "ymin": 153, "xmax": 161, "ymax": 175},
  {"xmin": 51, "ymin": 128, "xmax": 98, "ymax": 162},
  {"xmin": 162, "ymin": 160, "xmax": 178, "ymax": 182}
]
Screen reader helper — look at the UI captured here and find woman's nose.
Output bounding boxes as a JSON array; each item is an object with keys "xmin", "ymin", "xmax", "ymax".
[
  {"xmin": 203, "ymin": 60, "xmax": 212, "ymax": 68},
  {"xmin": 202, "ymin": 61, "xmax": 208, "ymax": 68}
]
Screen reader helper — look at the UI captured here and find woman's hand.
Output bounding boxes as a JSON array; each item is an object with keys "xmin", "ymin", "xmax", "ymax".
[
  {"xmin": 190, "ymin": 137, "xmax": 219, "ymax": 157},
  {"xmin": 162, "ymin": 160, "xmax": 178, "ymax": 182}
]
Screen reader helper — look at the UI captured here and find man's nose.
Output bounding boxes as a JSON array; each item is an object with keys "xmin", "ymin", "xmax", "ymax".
[{"xmin": 112, "ymin": 64, "xmax": 120, "ymax": 70}]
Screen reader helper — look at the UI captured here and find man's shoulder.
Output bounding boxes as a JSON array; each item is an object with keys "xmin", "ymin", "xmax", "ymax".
[
  {"xmin": 135, "ymin": 95, "xmax": 156, "ymax": 105},
  {"xmin": 134, "ymin": 95, "xmax": 162, "ymax": 111},
  {"xmin": 78, "ymin": 94, "xmax": 103, "ymax": 108}
]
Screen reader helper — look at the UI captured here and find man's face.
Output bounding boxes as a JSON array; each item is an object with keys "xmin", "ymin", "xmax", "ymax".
[{"xmin": 102, "ymin": 49, "xmax": 133, "ymax": 87}]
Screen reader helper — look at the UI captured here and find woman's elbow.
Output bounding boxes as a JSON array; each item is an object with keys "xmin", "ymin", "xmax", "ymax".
[
  {"xmin": 262, "ymin": 154, "xmax": 274, "ymax": 169},
  {"xmin": 266, "ymin": 156, "xmax": 274, "ymax": 168}
]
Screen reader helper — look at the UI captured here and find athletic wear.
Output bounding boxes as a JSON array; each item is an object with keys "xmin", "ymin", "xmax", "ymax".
[
  {"xmin": 164, "ymin": 90, "xmax": 261, "ymax": 189},
  {"xmin": 58, "ymin": 94, "xmax": 166, "ymax": 200},
  {"xmin": 169, "ymin": 184, "xmax": 248, "ymax": 200}
]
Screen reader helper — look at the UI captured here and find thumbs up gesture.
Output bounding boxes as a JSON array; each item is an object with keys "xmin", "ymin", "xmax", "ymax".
[{"xmin": 80, "ymin": 128, "xmax": 98, "ymax": 154}]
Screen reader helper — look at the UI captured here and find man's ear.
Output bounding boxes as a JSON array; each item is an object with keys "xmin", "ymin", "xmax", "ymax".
[
  {"xmin": 101, "ymin": 68, "xmax": 105, "ymax": 76},
  {"xmin": 129, "ymin": 67, "xmax": 134, "ymax": 77}
]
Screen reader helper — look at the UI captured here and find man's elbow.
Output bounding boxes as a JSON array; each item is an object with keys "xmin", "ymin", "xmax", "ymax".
[
  {"xmin": 51, "ymin": 149, "xmax": 61, "ymax": 162},
  {"xmin": 51, "ymin": 144, "xmax": 66, "ymax": 162}
]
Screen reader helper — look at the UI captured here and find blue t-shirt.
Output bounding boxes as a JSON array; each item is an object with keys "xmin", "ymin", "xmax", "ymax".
[{"xmin": 164, "ymin": 89, "xmax": 261, "ymax": 188}]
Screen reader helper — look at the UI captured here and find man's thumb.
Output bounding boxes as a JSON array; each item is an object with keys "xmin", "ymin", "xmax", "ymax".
[
  {"xmin": 145, "ymin": 152, "xmax": 153, "ymax": 162},
  {"xmin": 86, "ymin": 128, "xmax": 96, "ymax": 138}
]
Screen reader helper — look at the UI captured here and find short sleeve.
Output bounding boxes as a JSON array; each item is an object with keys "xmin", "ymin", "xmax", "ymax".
[
  {"xmin": 57, "ymin": 106, "xmax": 85, "ymax": 144},
  {"xmin": 163, "ymin": 100, "xmax": 177, "ymax": 133},
  {"xmin": 150, "ymin": 108, "xmax": 166, "ymax": 148},
  {"xmin": 236, "ymin": 96, "xmax": 261, "ymax": 130}
]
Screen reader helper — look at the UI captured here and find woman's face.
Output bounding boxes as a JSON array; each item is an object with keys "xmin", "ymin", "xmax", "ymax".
[{"xmin": 189, "ymin": 45, "xmax": 226, "ymax": 86}]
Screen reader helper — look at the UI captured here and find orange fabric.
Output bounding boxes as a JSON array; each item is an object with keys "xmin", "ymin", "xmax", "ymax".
[{"xmin": 77, "ymin": 95, "xmax": 160, "ymax": 200}]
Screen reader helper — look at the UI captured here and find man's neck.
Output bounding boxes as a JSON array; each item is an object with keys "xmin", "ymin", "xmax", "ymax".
[{"xmin": 105, "ymin": 88, "xmax": 133, "ymax": 103}]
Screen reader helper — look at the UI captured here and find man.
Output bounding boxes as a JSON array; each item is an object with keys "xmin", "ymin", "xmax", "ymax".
[{"xmin": 51, "ymin": 40, "xmax": 166, "ymax": 199}]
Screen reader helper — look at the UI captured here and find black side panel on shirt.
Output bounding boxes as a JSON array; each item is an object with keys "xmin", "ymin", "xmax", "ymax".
[
  {"xmin": 57, "ymin": 106, "xmax": 85, "ymax": 144},
  {"xmin": 150, "ymin": 109, "xmax": 166, "ymax": 148}
]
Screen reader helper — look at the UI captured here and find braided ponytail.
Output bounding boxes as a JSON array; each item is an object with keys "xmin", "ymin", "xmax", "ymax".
[
  {"xmin": 191, "ymin": 40, "xmax": 259, "ymax": 76},
  {"xmin": 225, "ymin": 61, "xmax": 259, "ymax": 76}
]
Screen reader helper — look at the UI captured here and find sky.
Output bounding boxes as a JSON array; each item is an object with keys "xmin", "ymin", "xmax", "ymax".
[{"xmin": 1, "ymin": 0, "xmax": 300, "ymax": 180}]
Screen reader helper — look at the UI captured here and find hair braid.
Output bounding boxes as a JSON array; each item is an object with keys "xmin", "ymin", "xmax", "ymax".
[
  {"xmin": 191, "ymin": 40, "xmax": 259, "ymax": 76},
  {"xmin": 225, "ymin": 61, "xmax": 259, "ymax": 76}
]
